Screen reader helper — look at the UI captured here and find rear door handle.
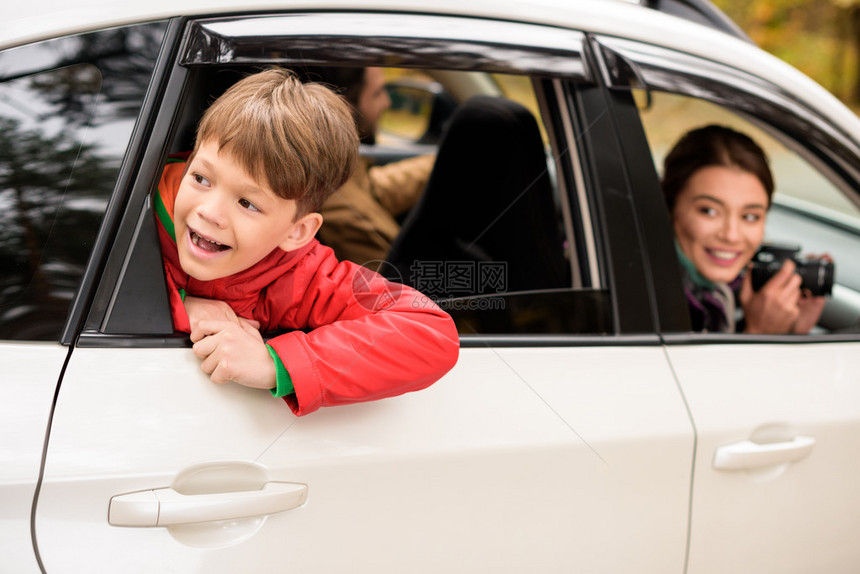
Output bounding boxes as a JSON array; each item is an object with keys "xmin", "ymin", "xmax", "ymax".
[
  {"xmin": 109, "ymin": 481, "xmax": 307, "ymax": 527},
  {"xmin": 713, "ymin": 436, "xmax": 815, "ymax": 470}
]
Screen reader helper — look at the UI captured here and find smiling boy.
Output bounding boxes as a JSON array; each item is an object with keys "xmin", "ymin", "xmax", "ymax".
[{"xmin": 155, "ymin": 68, "xmax": 459, "ymax": 416}]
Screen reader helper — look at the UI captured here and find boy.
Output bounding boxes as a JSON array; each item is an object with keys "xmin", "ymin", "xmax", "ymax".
[{"xmin": 155, "ymin": 68, "xmax": 459, "ymax": 416}]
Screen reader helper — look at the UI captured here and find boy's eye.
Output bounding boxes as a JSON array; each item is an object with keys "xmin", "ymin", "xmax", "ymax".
[
  {"xmin": 238, "ymin": 198, "xmax": 260, "ymax": 212},
  {"xmin": 697, "ymin": 206, "xmax": 718, "ymax": 217},
  {"xmin": 192, "ymin": 173, "xmax": 210, "ymax": 187},
  {"xmin": 743, "ymin": 212, "xmax": 762, "ymax": 223}
]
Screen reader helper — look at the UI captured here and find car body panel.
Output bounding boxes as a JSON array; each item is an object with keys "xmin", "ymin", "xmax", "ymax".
[
  {"xmin": 668, "ymin": 342, "xmax": 860, "ymax": 573},
  {"xmin": 35, "ymin": 345, "xmax": 693, "ymax": 572},
  {"xmin": 0, "ymin": 343, "xmax": 67, "ymax": 574},
  {"xmin": 3, "ymin": 1, "xmax": 860, "ymax": 571}
]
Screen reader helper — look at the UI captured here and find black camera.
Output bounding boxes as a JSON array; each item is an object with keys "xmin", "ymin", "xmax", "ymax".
[{"xmin": 750, "ymin": 243, "xmax": 834, "ymax": 296}]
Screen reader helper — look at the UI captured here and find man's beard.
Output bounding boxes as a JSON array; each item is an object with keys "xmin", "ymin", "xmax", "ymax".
[{"xmin": 356, "ymin": 115, "xmax": 377, "ymax": 146}]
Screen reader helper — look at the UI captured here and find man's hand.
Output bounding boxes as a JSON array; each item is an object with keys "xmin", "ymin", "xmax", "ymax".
[
  {"xmin": 189, "ymin": 318, "xmax": 276, "ymax": 391},
  {"xmin": 184, "ymin": 296, "xmax": 260, "ymax": 332}
]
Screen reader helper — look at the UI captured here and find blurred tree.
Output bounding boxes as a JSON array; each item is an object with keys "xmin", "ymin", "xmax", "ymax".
[
  {"xmin": 0, "ymin": 116, "xmax": 113, "ymax": 339},
  {"xmin": 27, "ymin": 26, "xmax": 165, "ymax": 126},
  {"xmin": 833, "ymin": 0, "xmax": 860, "ymax": 101},
  {"xmin": 713, "ymin": 0, "xmax": 860, "ymax": 106}
]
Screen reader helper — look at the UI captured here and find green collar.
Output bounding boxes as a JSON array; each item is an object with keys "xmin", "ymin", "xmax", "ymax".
[{"xmin": 675, "ymin": 241, "xmax": 715, "ymax": 290}]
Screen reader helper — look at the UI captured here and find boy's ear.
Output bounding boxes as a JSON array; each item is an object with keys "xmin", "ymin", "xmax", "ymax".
[{"xmin": 278, "ymin": 211, "xmax": 323, "ymax": 252}]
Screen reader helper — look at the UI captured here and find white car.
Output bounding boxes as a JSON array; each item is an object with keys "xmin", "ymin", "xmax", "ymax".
[{"xmin": 2, "ymin": 0, "xmax": 859, "ymax": 572}]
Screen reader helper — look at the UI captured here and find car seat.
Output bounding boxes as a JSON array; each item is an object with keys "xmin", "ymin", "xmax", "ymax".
[{"xmin": 384, "ymin": 95, "xmax": 569, "ymax": 298}]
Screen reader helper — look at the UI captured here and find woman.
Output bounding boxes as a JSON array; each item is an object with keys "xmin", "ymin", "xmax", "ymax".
[{"xmin": 662, "ymin": 124, "xmax": 827, "ymax": 334}]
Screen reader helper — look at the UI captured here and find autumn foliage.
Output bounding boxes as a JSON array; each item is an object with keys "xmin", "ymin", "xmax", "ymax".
[{"xmin": 713, "ymin": 0, "xmax": 860, "ymax": 106}]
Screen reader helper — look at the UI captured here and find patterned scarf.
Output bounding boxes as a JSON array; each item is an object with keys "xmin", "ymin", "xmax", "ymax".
[{"xmin": 676, "ymin": 243, "xmax": 737, "ymax": 333}]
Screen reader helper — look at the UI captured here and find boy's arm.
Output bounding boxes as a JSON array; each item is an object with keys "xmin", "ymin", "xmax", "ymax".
[{"xmin": 265, "ymin": 255, "xmax": 459, "ymax": 416}]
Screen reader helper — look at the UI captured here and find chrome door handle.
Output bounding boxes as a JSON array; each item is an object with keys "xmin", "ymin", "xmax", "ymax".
[
  {"xmin": 109, "ymin": 482, "xmax": 307, "ymax": 527},
  {"xmin": 713, "ymin": 436, "xmax": 815, "ymax": 471}
]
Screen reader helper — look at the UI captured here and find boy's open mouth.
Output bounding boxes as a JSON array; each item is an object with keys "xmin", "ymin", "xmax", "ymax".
[{"xmin": 189, "ymin": 228, "xmax": 231, "ymax": 253}]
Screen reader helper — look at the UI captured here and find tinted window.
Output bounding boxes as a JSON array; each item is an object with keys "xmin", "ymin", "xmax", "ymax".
[
  {"xmin": 0, "ymin": 23, "xmax": 166, "ymax": 340},
  {"xmin": 320, "ymin": 71, "xmax": 609, "ymax": 335},
  {"xmin": 171, "ymin": 25, "xmax": 612, "ymax": 337}
]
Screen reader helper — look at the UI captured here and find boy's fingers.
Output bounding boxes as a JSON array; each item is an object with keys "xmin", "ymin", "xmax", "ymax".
[
  {"xmin": 192, "ymin": 334, "xmax": 217, "ymax": 359},
  {"xmin": 198, "ymin": 345, "xmax": 221, "ymax": 374},
  {"xmin": 208, "ymin": 362, "xmax": 234, "ymax": 385},
  {"xmin": 190, "ymin": 319, "xmax": 230, "ymax": 343},
  {"xmin": 239, "ymin": 317, "xmax": 261, "ymax": 331}
]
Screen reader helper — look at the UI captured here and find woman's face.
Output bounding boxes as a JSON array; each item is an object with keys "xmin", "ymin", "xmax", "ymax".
[{"xmin": 672, "ymin": 165, "xmax": 769, "ymax": 283}]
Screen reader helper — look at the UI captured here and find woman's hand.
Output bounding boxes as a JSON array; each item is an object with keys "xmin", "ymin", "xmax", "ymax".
[
  {"xmin": 792, "ymin": 290, "xmax": 827, "ymax": 334},
  {"xmin": 790, "ymin": 253, "xmax": 831, "ymax": 334},
  {"xmin": 739, "ymin": 259, "xmax": 827, "ymax": 334},
  {"xmin": 740, "ymin": 259, "xmax": 801, "ymax": 334}
]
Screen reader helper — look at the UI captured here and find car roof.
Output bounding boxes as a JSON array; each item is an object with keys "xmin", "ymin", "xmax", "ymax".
[
  {"xmin": 3, "ymin": 0, "xmax": 858, "ymax": 147},
  {"xmin": 0, "ymin": 0, "xmax": 743, "ymax": 51}
]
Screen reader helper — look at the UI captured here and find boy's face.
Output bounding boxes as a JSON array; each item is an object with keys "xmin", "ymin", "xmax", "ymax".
[{"xmin": 174, "ymin": 140, "xmax": 317, "ymax": 281}]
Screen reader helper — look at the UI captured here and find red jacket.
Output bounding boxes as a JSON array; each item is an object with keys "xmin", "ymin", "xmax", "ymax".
[{"xmin": 156, "ymin": 159, "xmax": 459, "ymax": 416}]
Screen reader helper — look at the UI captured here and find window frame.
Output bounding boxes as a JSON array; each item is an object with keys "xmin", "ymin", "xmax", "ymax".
[
  {"xmin": 78, "ymin": 18, "xmax": 188, "ymax": 345},
  {"xmin": 591, "ymin": 34, "xmax": 860, "ymax": 342},
  {"xmin": 80, "ymin": 12, "xmax": 669, "ymax": 347}
]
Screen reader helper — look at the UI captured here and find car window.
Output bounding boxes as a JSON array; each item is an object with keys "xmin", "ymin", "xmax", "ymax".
[
  {"xmin": 168, "ymin": 68, "xmax": 610, "ymax": 337},
  {"xmin": 150, "ymin": 14, "xmax": 617, "ymax": 339},
  {"xmin": 0, "ymin": 23, "xmax": 166, "ymax": 341},
  {"xmin": 638, "ymin": 92, "xmax": 860, "ymax": 221},
  {"xmin": 351, "ymin": 70, "xmax": 587, "ymax": 334},
  {"xmin": 635, "ymin": 89, "xmax": 860, "ymax": 334}
]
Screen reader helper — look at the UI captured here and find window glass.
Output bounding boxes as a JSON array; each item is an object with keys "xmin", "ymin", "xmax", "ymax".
[
  {"xmin": 317, "ymin": 69, "xmax": 608, "ymax": 334},
  {"xmin": 636, "ymin": 90, "xmax": 860, "ymax": 334},
  {"xmin": 171, "ymin": 66, "xmax": 612, "ymax": 336},
  {"xmin": 0, "ymin": 23, "xmax": 166, "ymax": 341},
  {"xmin": 637, "ymin": 92, "xmax": 860, "ymax": 220}
]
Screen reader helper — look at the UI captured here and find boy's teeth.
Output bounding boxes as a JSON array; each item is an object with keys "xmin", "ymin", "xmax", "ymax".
[{"xmin": 191, "ymin": 231, "xmax": 227, "ymax": 252}]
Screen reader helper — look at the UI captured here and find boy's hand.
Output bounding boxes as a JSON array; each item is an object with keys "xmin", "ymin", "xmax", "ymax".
[
  {"xmin": 190, "ymin": 319, "xmax": 276, "ymax": 391},
  {"xmin": 184, "ymin": 296, "xmax": 261, "ymax": 332}
]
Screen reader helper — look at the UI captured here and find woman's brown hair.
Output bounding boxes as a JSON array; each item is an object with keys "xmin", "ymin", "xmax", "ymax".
[{"xmin": 662, "ymin": 124, "xmax": 774, "ymax": 211}]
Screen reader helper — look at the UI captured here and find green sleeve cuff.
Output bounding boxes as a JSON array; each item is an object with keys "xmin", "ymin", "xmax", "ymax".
[
  {"xmin": 178, "ymin": 288, "xmax": 186, "ymax": 302},
  {"xmin": 266, "ymin": 344, "xmax": 295, "ymax": 397}
]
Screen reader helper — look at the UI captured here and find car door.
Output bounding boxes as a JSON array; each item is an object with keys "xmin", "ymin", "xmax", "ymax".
[
  {"xmin": 595, "ymin": 35, "xmax": 860, "ymax": 572},
  {"xmin": 33, "ymin": 14, "xmax": 694, "ymax": 572},
  {"xmin": 0, "ymin": 23, "xmax": 167, "ymax": 573}
]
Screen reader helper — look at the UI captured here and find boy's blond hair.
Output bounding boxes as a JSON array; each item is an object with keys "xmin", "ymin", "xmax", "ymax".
[{"xmin": 195, "ymin": 68, "xmax": 359, "ymax": 215}]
